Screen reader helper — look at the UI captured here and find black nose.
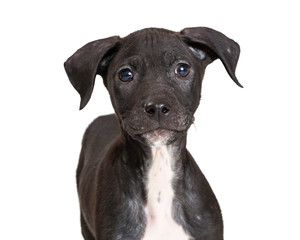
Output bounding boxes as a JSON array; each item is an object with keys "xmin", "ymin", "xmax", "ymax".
[{"xmin": 145, "ymin": 103, "xmax": 171, "ymax": 117}]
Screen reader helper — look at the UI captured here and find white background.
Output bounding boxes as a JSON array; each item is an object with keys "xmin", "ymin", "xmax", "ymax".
[{"xmin": 1, "ymin": 0, "xmax": 299, "ymax": 239}]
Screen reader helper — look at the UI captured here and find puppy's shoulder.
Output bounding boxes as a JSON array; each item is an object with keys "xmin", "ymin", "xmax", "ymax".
[
  {"xmin": 89, "ymin": 114, "xmax": 119, "ymax": 130},
  {"xmin": 83, "ymin": 114, "xmax": 121, "ymax": 145}
]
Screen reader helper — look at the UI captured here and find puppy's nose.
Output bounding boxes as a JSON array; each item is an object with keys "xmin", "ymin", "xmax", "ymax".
[{"xmin": 145, "ymin": 103, "xmax": 170, "ymax": 117}]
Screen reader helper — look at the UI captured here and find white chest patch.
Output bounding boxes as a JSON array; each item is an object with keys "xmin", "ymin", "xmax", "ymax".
[{"xmin": 142, "ymin": 146, "xmax": 190, "ymax": 240}]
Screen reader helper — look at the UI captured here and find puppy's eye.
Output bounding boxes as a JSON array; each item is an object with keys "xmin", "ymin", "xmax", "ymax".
[
  {"xmin": 119, "ymin": 69, "xmax": 133, "ymax": 82},
  {"xmin": 175, "ymin": 63, "xmax": 191, "ymax": 77}
]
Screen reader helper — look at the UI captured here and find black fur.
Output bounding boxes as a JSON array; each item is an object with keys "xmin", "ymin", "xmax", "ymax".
[{"xmin": 65, "ymin": 27, "xmax": 241, "ymax": 240}]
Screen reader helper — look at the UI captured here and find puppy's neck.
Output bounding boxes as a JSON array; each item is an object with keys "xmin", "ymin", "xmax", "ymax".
[
  {"xmin": 142, "ymin": 141, "xmax": 190, "ymax": 239},
  {"xmin": 117, "ymin": 131, "xmax": 191, "ymax": 239},
  {"xmin": 120, "ymin": 131, "xmax": 187, "ymax": 169}
]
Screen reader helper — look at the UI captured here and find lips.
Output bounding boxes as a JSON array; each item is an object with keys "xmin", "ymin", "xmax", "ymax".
[
  {"xmin": 123, "ymin": 114, "xmax": 194, "ymax": 135},
  {"xmin": 152, "ymin": 129, "xmax": 172, "ymax": 137},
  {"xmin": 121, "ymin": 110, "xmax": 194, "ymax": 146}
]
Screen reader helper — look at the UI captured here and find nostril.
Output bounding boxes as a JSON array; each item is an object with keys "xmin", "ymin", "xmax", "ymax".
[
  {"xmin": 145, "ymin": 103, "xmax": 171, "ymax": 117},
  {"xmin": 145, "ymin": 105, "xmax": 156, "ymax": 115},
  {"xmin": 161, "ymin": 106, "xmax": 170, "ymax": 114}
]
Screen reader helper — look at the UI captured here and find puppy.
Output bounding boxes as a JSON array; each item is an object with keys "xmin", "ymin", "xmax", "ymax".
[{"xmin": 65, "ymin": 27, "xmax": 241, "ymax": 240}]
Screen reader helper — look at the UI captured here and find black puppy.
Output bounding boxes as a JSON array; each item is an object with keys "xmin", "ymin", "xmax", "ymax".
[{"xmin": 65, "ymin": 27, "xmax": 241, "ymax": 240}]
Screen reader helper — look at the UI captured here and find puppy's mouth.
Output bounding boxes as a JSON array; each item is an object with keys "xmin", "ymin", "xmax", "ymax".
[{"xmin": 121, "ymin": 109, "xmax": 194, "ymax": 146}]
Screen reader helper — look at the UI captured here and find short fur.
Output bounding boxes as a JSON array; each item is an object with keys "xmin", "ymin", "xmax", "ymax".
[{"xmin": 65, "ymin": 27, "xmax": 241, "ymax": 240}]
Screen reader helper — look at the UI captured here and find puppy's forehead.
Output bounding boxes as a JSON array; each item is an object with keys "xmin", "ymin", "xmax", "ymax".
[{"xmin": 121, "ymin": 28, "xmax": 187, "ymax": 57}]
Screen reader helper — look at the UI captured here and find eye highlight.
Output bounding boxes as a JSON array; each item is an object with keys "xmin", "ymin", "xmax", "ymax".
[
  {"xmin": 119, "ymin": 69, "xmax": 133, "ymax": 82},
  {"xmin": 175, "ymin": 63, "xmax": 191, "ymax": 77}
]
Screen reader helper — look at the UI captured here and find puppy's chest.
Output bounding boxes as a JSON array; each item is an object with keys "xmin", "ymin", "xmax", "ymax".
[{"xmin": 142, "ymin": 146, "xmax": 190, "ymax": 240}]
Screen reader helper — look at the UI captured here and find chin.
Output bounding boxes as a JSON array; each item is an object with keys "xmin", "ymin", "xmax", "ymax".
[{"xmin": 140, "ymin": 129, "xmax": 180, "ymax": 147}]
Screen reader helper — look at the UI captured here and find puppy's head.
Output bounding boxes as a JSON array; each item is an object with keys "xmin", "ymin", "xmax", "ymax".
[{"xmin": 65, "ymin": 27, "xmax": 241, "ymax": 146}]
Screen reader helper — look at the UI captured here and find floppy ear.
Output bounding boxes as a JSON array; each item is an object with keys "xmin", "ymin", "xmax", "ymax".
[
  {"xmin": 64, "ymin": 36, "xmax": 121, "ymax": 109},
  {"xmin": 180, "ymin": 27, "xmax": 242, "ymax": 87}
]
